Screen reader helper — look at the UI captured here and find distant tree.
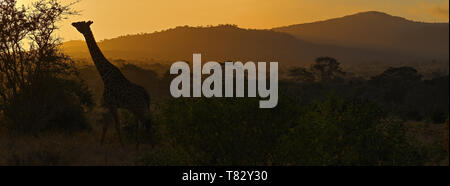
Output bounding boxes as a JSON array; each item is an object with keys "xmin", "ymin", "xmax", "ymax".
[
  {"xmin": 288, "ymin": 67, "xmax": 315, "ymax": 83},
  {"xmin": 312, "ymin": 57, "xmax": 346, "ymax": 82},
  {"xmin": 368, "ymin": 66, "xmax": 423, "ymax": 114},
  {"xmin": 371, "ymin": 67, "xmax": 422, "ymax": 83},
  {"xmin": 369, "ymin": 67, "xmax": 422, "ymax": 100}
]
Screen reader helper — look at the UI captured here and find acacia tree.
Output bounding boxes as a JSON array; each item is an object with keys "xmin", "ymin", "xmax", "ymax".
[
  {"xmin": 312, "ymin": 57, "xmax": 346, "ymax": 82},
  {"xmin": 288, "ymin": 57, "xmax": 346, "ymax": 83},
  {"xmin": 0, "ymin": 0, "xmax": 92, "ymax": 134},
  {"xmin": 0, "ymin": 0, "xmax": 77, "ymax": 109}
]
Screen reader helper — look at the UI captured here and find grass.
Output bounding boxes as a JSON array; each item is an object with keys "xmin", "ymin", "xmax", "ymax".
[{"xmin": 0, "ymin": 107, "xmax": 155, "ymax": 166}]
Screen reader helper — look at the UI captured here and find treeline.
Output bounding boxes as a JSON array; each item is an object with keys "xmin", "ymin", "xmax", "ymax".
[{"xmin": 286, "ymin": 57, "xmax": 449, "ymax": 123}]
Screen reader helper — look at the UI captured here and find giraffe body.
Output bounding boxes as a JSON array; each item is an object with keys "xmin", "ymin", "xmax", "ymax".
[
  {"xmin": 72, "ymin": 21, "xmax": 151, "ymax": 145},
  {"xmin": 103, "ymin": 76, "xmax": 150, "ymax": 117}
]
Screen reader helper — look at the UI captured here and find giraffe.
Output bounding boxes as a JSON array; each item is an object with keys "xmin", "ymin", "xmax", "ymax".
[{"xmin": 72, "ymin": 21, "xmax": 152, "ymax": 146}]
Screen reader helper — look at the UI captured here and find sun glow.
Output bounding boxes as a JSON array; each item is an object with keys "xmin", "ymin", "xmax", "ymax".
[{"xmin": 16, "ymin": 0, "xmax": 450, "ymax": 41}]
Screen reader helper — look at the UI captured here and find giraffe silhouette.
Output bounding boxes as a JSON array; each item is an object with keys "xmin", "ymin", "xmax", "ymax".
[{"xmin": 72, "ymin": 21, "xmax": 152, "ymax": 146}]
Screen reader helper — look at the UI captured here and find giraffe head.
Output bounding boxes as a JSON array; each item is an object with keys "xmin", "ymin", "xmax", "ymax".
[{"xmin": 72, "ymin": 21, "xmax": 94, "ymax": 35}]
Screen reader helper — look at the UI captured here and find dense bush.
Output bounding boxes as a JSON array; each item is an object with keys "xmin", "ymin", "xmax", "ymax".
[
  {"xmin": 274, "ymin": 95, "xmax": 424, "ymax": 166},
  {"xmin": 2, "ymin": 77, "xmax": 93, "ymax": 135},
  {"xmin": 0, "ymin": 0, "xmax": 89, "ymax": 135},
  {"xmin": 162, "ymin": 93, "xmax": 303, "ymax": 165},
  {"xmin": 159, "ymin": 85, "xmax": 425, "ymax": 165}
]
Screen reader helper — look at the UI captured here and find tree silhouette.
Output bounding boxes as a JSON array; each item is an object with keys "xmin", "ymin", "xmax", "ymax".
[
  {"xmin": 0, "ymin": 0, "xmax": 77, "ymax": 108},
  {"xmin": 312, "ymin": 57, "xmax": 346, "ymax": 82},
  {"xmin": 372, "ymin": 67, "xmax": 422, "ymax": 83},
  {"xmin": 0, "ymin": 0, "xmax": 90, "ymax": 134},
  {"xmin": 288, "ymin": 67, "xmax": 315, "ymax": 83},
  {"xmin": 369, "ymin": 66, "xmax": 423, "ymax": 107}
]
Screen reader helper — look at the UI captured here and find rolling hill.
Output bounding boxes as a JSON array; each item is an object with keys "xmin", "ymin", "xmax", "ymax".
[
  {"xmin": 63, "ymin": 12, "xmax": 449, "ymax": 68},
  {"xmin": 274, "ymin": 11, "xmax": 449, "ymax": 58}
]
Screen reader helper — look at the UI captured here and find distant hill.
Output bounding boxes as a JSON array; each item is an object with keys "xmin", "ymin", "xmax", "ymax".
[
  {"xmin": 64, "ymin": 25, "xmax": 325, "ymax": 64},
  {"xmin": 274, "ymin": 11, "xmax": 449, "ymax": 59},
  {"xmin": 63, "ymin": 12, "xmax": 449, "ymax": 68}
]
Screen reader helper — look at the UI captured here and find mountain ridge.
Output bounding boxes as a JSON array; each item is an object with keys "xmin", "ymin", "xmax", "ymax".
[
  {"xmin": 273, "ymin": 11, "xmax": 449, "ymax": 57},
  {"xmin": 63, "ymin": 11, "xmax": 449, "ymax": 67}
]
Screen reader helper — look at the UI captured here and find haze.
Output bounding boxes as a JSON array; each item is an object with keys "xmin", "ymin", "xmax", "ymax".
[{"xmin": 18, "ymin": 0, "xmax": 450, "ymax": 41}]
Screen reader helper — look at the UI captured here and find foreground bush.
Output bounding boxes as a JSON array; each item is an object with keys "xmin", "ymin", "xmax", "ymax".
[
  {"xmin": 162, "ymin": 94, "xmax": 302, "ymax": 165},
  {"xmin": 161, "ymin": 91, "xmax": 424, "ymax": 166},
  {"xmin": 274, "ymin": 95, "xmax": 424, "ymax": 165},
  {"xmin": 2, "ymin": 77, "xmax": 93, "ymax": 135},
  {"xmin": 0, "ymin": 0, "xmax": 87, "ymax": 135}
]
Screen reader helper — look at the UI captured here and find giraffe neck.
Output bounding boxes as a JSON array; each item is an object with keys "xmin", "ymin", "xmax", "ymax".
[{"xmin": 82, "ymin": 29, "xmax": 119, "ymax": 82}]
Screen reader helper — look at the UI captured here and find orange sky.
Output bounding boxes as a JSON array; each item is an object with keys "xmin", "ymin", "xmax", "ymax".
[{"xmin": 18, "ymin": 0, "xmax": 450, "ymax": 41}]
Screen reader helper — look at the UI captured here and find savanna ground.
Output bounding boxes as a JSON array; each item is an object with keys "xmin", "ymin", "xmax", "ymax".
[{"xmin": 0, "ymin": 117, "xmax": 447, "ymax": 166}]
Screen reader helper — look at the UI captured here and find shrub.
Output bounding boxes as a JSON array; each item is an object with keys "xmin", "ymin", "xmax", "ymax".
[
  {"xmin": 274, "ymin": 95, "xmax": 424, "ymax": 166},
  {"xmin": 2, "ymin": 77, "xmax": 93, "ymax": 135},
  {"xmin": 0, "ymin": 0, "xmax": 86, "ymax": 135},
  {"xmin": 162, "ymin": 93, "xmax": 302, "ymax": 165},
  {"xmin": 120, "ymin": 109, "xmax": 155, "ymax": 144}
]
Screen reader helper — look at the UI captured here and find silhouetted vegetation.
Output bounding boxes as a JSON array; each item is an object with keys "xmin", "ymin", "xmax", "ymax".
[
  {"xmin": 106, "ymin": 58, "xmax": 445, "ymax": 166},
  {"xmin": 3, "ymin": 77, "xmax": 92, "ymax": 135},
  {"xmin": 0, "ymin": 0, "xmax": 448, "ymax": 166},
  {"xmin": 1, "ymin": 54, "xmax": 448, "ymax": 165},
  {"xmin": 0, "ymin": 0, "xmax": 90, "ymax": 135},
  {"xmin": 155, "ymin": 95, "xmax": 423, "ymax": 166}
]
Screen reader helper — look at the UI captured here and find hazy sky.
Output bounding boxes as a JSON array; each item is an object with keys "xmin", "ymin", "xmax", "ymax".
[{"xmin": 18, "ymin": 0, "xmax": 450, "ymax": 41}]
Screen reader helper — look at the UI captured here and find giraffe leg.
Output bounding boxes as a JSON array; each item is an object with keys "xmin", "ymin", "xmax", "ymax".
[
  {"xmin": 136, "ymin": 120, "xmax": 141, "ymax": 149},
  {"xmin": 144, "ymin": 114, "xmax": 152, "ymax": 134},
  {"xmin": 110, "ymin": 108, "xmax": 123, "ymax": 146},
  {"xmin": 100, "ymin": 118, "xmax": 110, "ymax": 145},
  {"xmin": 144, "ymin": 116, "xmax": 153, "ymax": 146}
]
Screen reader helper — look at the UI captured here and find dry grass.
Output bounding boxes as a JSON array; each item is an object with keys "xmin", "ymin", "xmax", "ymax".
[
  {"xmin": 0, "ymin": 129, "xmax": 156, "ymax": 166},
  {"xmin": 0, "ymin": 108, "xmax": 156, "ymax": 166}
]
